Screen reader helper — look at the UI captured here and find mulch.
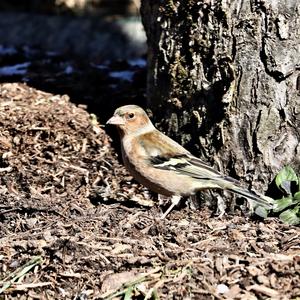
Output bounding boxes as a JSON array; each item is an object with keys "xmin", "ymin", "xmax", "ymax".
[{"xmin": 0, "ymin": 82, "xmax": 299, "ymax": 299}]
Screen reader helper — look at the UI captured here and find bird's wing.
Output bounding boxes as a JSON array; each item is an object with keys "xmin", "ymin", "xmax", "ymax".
[
  {"xmin": 136, "ymin": 131, "xmax": 236, "ymax": 183},
  {"xmin": 150, "ymin": 153, "xmax": 274, "ymax": 208},
  {"xmin": 149, "ymin": 152, "xmax": 238, "ymax": 184}
]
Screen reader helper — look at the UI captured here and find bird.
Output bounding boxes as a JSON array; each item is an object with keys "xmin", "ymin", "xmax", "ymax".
[{"xmin": 106, "ymin": 104, "xmax": 274, "ymax": 218}]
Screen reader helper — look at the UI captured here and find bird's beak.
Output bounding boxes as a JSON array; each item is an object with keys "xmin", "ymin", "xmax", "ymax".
[{"xmin": 106, "ymin": 115, "xmax": 125, "ymax": 125}]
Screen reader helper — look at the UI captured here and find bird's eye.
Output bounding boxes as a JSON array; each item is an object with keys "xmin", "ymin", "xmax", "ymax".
[{"xmin": 128, "ymin": 113, "xmax": 135, "ymax": 119}]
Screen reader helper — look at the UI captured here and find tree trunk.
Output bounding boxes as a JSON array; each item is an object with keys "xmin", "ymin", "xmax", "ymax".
[{"xmin": 140, "ymin": 0, "xmax": 300, "ymax": 197}]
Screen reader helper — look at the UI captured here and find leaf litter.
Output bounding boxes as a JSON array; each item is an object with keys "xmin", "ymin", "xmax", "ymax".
[{"xmin": 0, "ymin": 83, "xmax": 299, "ymax": 299}]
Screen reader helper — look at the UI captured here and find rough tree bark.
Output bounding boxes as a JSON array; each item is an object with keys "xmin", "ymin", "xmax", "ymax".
[{"xmin": 140, "ymin": 0, "xmax": 300, "ymax": 198}]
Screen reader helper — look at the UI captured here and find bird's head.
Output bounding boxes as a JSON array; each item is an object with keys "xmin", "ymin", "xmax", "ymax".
[{"xmin": 106, "ymin": 105, "xmax": 155, "ymax": 136}]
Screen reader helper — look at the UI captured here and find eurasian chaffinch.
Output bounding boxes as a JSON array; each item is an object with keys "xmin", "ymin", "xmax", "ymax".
[{"xmin": 107, "ymin": 105, "xmax": 274, "ymax": 218}]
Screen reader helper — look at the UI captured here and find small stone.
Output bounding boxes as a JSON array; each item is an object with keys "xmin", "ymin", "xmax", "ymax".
[{"xmin": 217, "ymin": 283, "xmax": 229, "ymax": 294}]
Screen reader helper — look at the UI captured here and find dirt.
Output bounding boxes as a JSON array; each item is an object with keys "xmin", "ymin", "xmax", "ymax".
[{"xmin": 0, "ymin": 50, "xmax": 299, "ymax": 299}]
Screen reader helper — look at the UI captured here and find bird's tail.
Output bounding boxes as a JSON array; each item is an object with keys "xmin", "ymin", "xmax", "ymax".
[{"xmin": 227, "ymin": 185, "xmax": 274, "ymax": 210}]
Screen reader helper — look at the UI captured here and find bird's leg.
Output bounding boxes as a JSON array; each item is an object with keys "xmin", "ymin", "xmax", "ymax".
[
  {"xmin": 216, "ymin": 194, "xmax": 226, "ymax": 218},
  {"xmin": 160, "ymin": 195, "xmax": 181, "ymax": 219}
]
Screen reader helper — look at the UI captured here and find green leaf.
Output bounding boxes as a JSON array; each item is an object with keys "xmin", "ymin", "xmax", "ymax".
[
  {"xmin": 295, "ymin": 192, "xmax": 300, "ymax": 201},
  {"xmin": 124, "ymin": 286, "xmax": 134, "ymax": 300},
  {"xmin": 151, "ymin": 288, "xmax": 160, "ymax": 300},
  {"xmin": 275, "ymin": 166, "xmax": 298, "ymax": 195},
  {"xmin": 279, "ymin": 208, "xmax": 300, "ymax": 225},
  {"xmin": 273, "ymin": 196, "xmax": 295, "ymax": 212},
  {"xmin": 255, "ymin": 206, "xmax": 269, "ymax": 218}
]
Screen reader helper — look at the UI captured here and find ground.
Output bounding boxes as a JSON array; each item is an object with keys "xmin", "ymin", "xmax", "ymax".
[{"xmin": 0, "ymin": 49, "xmax": 299, "ymax": 299}]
